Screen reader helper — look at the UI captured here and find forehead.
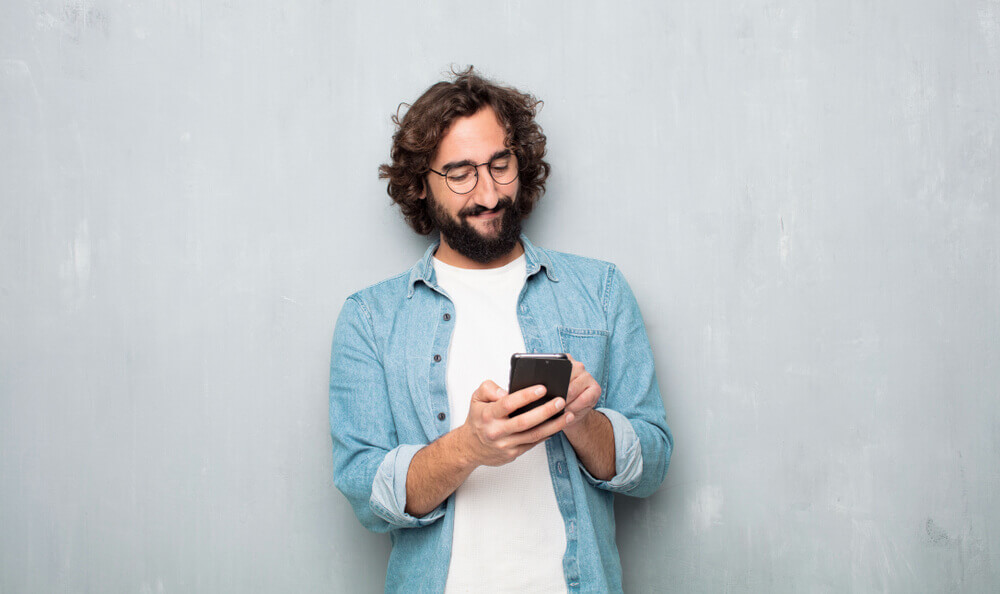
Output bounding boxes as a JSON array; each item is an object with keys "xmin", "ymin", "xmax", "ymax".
[{"xmin": 432, "ymin": 106, "xmax": 507, "ymax": 166}]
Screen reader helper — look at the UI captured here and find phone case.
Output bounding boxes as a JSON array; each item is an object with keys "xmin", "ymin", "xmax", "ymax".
[{"xmin": 507, "ymin": 353, "xmax": 572, "ymax": 417}]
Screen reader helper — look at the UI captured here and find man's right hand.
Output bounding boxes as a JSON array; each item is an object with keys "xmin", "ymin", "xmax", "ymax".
[
  {"xmin": 460, "ymin": 380, "xmax": 568, "ymax": 467},
  {"xmin": 404, "ymin": 380, "xmax": 567, "ymax": 517}
]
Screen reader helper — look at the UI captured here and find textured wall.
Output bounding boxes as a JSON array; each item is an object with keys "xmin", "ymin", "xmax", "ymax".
[{"xmin": 1, "ymin": 1, "xmax": 998, "ymax": 592}]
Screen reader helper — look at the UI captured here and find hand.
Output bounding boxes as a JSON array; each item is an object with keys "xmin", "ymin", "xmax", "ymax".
[
  {"xmin": 461, "ymin": 380, "xmax": 568, "ymax": 467},
  {"xmin": 562, "ymin": 354, "xmax": 602, "ymax": 434}
]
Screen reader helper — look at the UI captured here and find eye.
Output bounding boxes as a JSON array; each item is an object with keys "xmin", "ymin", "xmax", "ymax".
[
  {"xmin": 491, "ymin": 158, "xmax": 511, "ymax": 171},
  {"xmin": 448, "ymin": 167, "xmax": 474, "ymax": 182}
]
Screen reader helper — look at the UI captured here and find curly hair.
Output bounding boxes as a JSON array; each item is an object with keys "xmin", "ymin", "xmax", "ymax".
[{"xmin": 378, "ymin": 67, "xmax": 551, "ymax": 235}]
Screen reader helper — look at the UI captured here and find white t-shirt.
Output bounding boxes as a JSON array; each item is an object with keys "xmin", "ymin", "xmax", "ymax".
[{"xmin": 433, "ymin": 254, "xmax": 568, "ymax": 594}]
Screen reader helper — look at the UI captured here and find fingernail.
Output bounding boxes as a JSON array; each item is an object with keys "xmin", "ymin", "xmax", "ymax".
[
  {"xmin": 497, "ymin": 388, "xmax": 507, "ymax": 397},
  {"xmin": 554, "ymin": 398, "xmax": 565, "ymax": 409},
  {"xmin": 535, "ymin": 386, "xmax": 545, "ymax": 395}
]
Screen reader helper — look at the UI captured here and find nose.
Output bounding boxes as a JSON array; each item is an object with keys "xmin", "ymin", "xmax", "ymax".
[{"xmin": 471, "ymin": 164, "xmax": 500, "ymax": 209}]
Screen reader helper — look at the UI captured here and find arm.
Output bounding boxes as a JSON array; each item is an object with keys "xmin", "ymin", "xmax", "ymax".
[
  {"xmin": 403, "ymin": 427, "xmax": 477, "ymax": 517},
  {"xmin": 330, "ymin": 296, "xmax": 424, "ymax": 532},
  {"xmin": 332, "ymin": 299, "xmax": 582, "ymax": 527},
  {"xmin": 561, "ymin": 355, "xmax": 615, "ymax": 480},
  {"xmin": 596, "ymin": 266, "xmax": 673, "ymax": 497},
  {"xmin": 405, "ymin": 382, "xmax": 570, "ymax": 517},
  {"xmin": 560, "ymin": 267, "xmax": 673, "ymax": 496},
  {"xmin": 563, "ymin": 410, "xmax": 615, "ymax": 480}
]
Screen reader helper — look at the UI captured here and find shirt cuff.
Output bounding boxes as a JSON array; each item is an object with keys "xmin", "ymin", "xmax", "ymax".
[
  {"xmin": 578, "ymin": 408, "xmax": 644, "ymax": 491},
  {"xmin": 370, "ymin": 444, "xmax": 446, "ymax": 528}
]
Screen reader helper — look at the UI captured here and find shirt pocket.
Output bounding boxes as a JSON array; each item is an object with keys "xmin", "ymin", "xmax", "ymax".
[{"xmin": 557, "ymin": 326, "xmax": 610, "ymax": 403}]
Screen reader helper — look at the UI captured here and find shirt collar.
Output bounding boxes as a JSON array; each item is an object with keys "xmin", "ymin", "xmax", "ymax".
[{"xmin": 407, "ymin": 233, "xmax": 559, "ymax": 298}]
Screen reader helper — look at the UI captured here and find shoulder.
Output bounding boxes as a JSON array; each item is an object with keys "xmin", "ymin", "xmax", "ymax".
[
  {"xmin": 536, "ymin": 246, "xmax": 620, "ymax": 304},
  {"xmin": 343, "ymin": 268, "xmax": 412, "ymax": 315},
  {"xmin": 543, "ymin": 247, "xmax": 615, "ymax": 274},
  {"xmin": 332, "ymin": 266, "xmax": 413, "ymax": 337}
]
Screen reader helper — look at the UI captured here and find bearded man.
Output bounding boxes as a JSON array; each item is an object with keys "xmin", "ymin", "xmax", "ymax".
[{"xmin": 329, "ymin": 68, "xmax": 672, "ymax": 593}]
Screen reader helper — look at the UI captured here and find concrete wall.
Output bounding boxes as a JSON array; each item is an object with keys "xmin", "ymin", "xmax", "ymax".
[{"xmin": 2, "ymin": 1, "xmax": 998, "ymax": 591}]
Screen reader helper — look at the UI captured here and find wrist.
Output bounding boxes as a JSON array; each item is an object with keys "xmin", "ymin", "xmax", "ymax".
[
  {"xmin": 453, "ymin": 423, "xmax": 484, "ymax": 471},
  {"xmin": 563, "ymin": 409, "xmax": 601, "ymax": 441}
]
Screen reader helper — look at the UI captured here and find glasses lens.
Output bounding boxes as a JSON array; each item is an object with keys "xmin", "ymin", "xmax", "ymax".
[
  {"xmin": 446, "ymin": 165, "xmax": 477, "ymax": 193},
  {"xmin": 490, "ymin": 154, "xmax": 518, "ymax": 185}
]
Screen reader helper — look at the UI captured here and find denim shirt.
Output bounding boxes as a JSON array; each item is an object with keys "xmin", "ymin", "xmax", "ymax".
[{"xmin": 329, "ymin": 235, "xmax": 673, "ymax": 593}]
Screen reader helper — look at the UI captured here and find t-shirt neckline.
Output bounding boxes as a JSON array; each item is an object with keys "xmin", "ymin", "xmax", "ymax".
[{"xmin": 432, "ymin": 253, "xmax": 526, "ymax": 277}]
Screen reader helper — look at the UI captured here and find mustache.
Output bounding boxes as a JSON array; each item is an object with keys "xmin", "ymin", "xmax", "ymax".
[{"xmin": 459, "ymin": 197, "xmax": 515, "ymax": 218}]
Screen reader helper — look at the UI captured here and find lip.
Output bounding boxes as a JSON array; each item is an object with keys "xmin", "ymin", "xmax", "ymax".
[{"xmin": 467, "ymin": 209, "xmax": 502, "ymax": 220}]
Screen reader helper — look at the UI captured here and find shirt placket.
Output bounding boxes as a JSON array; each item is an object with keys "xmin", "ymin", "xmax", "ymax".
[
  {"xmin": 425, "ymin": 285, "xmax": 456, "ymax": 439},
  {"xmin": 517, "ymin": 274, "xmax": 582, "ymax": 591}
]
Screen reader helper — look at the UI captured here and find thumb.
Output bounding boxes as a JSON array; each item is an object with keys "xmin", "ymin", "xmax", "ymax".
[{"xmin": 473, "ymin": 380, "xmax": 506, "ymax": 403}]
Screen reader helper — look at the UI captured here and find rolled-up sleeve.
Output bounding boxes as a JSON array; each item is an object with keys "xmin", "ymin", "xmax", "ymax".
[
  {"xmin": 370, "ymin": 444, "xmax": 446, "ymax": 527},
  {"xmin": 577, "ymin": 407, "xmax": 644, "ymax": 490},
  {"xmin": 588, "ymin": 266, "xmax": 673, "ymax": 498},
  {"xmin": 329, "ymin": 296, "xmax": 443, "ymax": 532}
]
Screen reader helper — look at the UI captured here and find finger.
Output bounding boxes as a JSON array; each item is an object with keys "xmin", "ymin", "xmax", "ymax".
[
  {"xmin": 488, "ymin": 385, "xmax": 507, "ymax": 402},
  {"xmin": 566, "ymin": 369, "xmax": 598, "ymax": 405},
  {"xmin": 481, "ymin": 403, "xmax": 496, "ymax": 424},
  {"xmin": 473, "ymin": 380, "xmax": 503, "ymax": 403},
  {"xmin": 565, "ymin": 352, "xmax": 587, "ymax": 374},
  {"xmin": 504, "ymin": 394, "xmax": 565, "ymax": 434},
  {"xmin": 497, "ymin": 385, "xmax": 548, "ymax": 417},
  {"xmin": 567, "ymin": 383, "xmax": 601, "ymax": 414},
  {"xmin": 565, "ymin": 372, "xmax": 590, "ymax": 403},
  {"xmin": 513, "ymin": 408, "xmax": 570, "ymax": 445}
]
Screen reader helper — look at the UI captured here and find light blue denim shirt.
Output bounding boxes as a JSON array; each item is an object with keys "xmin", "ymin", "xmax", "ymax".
[{"xmin": 329, "ymin": 235, "xmax": 672, "ymax": 593}]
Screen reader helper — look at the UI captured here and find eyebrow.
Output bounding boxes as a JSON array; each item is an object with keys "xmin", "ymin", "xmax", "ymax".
[{"xmin": 439, "ymin": 149, "xmax": 512, "ymax": 172}]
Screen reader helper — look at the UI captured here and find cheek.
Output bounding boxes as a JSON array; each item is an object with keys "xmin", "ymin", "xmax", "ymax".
[
  {"xmin": 506, "ymin": 180, "xmax": 521, "ymax": 204},
  {"xmin": 430, "ymin": 182, "xmax": 466, "ymax": 213}
]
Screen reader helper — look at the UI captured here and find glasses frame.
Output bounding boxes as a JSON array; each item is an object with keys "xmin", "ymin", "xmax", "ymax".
[{"xmin": 427, "ymin": 150, "xmax": 519, "ymax": 195}]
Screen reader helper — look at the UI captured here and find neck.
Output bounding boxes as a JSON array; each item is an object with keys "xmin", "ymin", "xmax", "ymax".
[{"xmin": 433, "ymin": 235, "xmax": 524, "ymax": 269}]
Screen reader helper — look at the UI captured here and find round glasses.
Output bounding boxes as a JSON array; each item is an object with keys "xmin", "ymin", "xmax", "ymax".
[{"xmin": 428, "ymin": 151, "xmax": 519, "ymax": 195}]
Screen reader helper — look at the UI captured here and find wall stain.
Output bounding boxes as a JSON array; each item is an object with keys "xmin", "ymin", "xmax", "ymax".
[{"xmin": 925, "ymin": 518, "xmax": 955, "ymax": 546}]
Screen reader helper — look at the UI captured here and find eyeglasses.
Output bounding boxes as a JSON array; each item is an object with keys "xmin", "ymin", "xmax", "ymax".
[{"xmin": 428, "ymin": 151, "xmax": 519, "ymax": 195}]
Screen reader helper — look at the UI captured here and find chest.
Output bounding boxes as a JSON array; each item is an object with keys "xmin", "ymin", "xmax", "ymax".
[{"xmin": 383, "ymin": 275, "xmax": 612, "ymax": 441}]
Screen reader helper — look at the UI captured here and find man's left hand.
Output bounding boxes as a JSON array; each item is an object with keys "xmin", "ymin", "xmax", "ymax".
[{"xmin": 562, "ymin": 354, "xmax": 602, "ymax": 435}]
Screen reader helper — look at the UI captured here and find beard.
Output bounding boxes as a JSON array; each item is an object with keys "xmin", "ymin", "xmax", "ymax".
[{"xmin": 426, "ymin": 188, "xmax": 523, "ymax": 265}]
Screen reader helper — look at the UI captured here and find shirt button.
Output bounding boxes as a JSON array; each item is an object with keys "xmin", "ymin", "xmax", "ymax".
[
  {"xmin": 433, "ymin": 354, "xmax": 441, "ymax": 362},
  {"xmin": 520, "ymin": 305, "xmax": 527, "ymax": 313},
  {"xmin": 437, "ymin": 412, "xmax": 446, "ymax": 421},
  {"xmin": 556, "ymin": 461, "xmax": 564, "ymax": 474},
  {"xmin": 443, "ymin": 313, "xmax": 451, "ymax": 321}
]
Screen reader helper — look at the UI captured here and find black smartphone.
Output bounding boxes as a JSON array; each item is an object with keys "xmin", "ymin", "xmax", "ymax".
[{"xmin": 507, "ymin": 353, "xmax": 573, "ymax": 418}]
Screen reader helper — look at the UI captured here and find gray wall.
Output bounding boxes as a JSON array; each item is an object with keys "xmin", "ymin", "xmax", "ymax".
[{"xmin": 2, "ymin": 1, "xmax": 998, "ymax": 592}]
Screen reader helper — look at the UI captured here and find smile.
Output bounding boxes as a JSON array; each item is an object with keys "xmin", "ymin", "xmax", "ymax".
[{"xmin": 463, "ymin": 206, "xmax": 505, "ymax": 221}]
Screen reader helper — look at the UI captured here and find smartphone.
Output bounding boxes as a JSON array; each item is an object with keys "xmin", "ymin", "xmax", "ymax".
[{"xmin": 507, "ymin": 353, "xmax": 572, "ymax": 418}]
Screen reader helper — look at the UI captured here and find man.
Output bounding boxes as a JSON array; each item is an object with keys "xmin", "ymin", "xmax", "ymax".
[{"xmin": 329, "ymin": 68, "xmax": 672, "ymax": 593}]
